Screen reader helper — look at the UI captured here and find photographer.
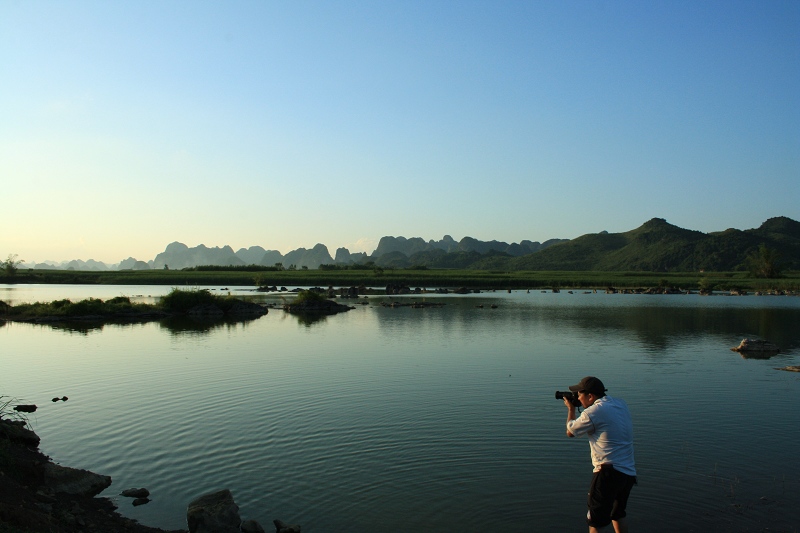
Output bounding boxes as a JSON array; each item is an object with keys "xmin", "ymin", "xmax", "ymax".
[{"xmin": 563, "ymin": 376, "xmax": 636, "ymax": 533}]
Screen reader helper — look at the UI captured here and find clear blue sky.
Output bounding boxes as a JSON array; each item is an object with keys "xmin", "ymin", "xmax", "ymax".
[{"xmin": 2, "ymin": 0, "xmax": 798, "ymax": 264}]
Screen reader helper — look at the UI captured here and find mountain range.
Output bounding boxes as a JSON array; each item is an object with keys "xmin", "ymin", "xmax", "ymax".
[{"xmin": 23, "ymin": 216, "xmax": 800, "ymax": 272}]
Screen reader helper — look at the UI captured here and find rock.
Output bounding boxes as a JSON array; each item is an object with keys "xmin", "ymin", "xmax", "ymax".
[
  {"xmin": 776, "ymin": 365, "xmax": 800, "ymax": 372},
  {"xmin": 242, "ymin": 519, "xmax": 267, "ymax": 533},
  {"xmin": 35, "ymin": 490, "xmax": 57, "ymax": 504},
  {"xmin": 274, "ymin": 519, "xmax": 302, "ymax": 533},
  {"xmin": 187, "ymin": 304, "xmax": 225, "ymax": 318},
  {"xmin": 120, "ymin": 487, "xmax": 150, "ymax": 498},
  {"xmin": 13, "ymin": 404, "xmax": 37, "ymax": 413},
  {"xmin": 0, "ymin": 419, "xmax": 41, "ymax": 446},
  {"xmin": 283, "ymin": 299, "xmax": 353, "ymax": 315},
  {"xmin": 730, "ymin": 338, "xmax": 780, "ymax": 353},
  {"xmin": 187, "ymin": 489, "xmax": 241, "ymax": 533},
  {"xmin": 43, "ymin": 463, "xmax": 112, "ymax": 496},
  {"xmin": 132, "ymin": 497, "xmax": 151, "ymax": 506},
  {"xmin": 227, "ymin": 301, "xmax": 268, "ymax": 316}
]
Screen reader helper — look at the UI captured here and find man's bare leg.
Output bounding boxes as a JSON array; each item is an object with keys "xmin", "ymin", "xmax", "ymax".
[{"xmin": 588, "ymin": 519, "xmax": 628, "ymax": 533}]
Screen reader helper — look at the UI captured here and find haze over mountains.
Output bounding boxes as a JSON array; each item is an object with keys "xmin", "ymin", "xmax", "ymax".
[
  {"xmin": 22, "ymin": 216, "xmax": 800, "ymax": 272},
  {"xmin": 26, "ymin": 235, "xmax": 567, "ymax": 271}
]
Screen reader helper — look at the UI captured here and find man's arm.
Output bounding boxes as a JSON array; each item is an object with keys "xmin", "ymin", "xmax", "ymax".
[{"xmin": 564, "ymin": 398, "xmax": 576, "ymax": 437}]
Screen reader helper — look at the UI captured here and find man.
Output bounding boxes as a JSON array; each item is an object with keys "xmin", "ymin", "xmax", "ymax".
[{"xmin": 564, "ymin": 376, "xmax": 636, "ymax": 533}]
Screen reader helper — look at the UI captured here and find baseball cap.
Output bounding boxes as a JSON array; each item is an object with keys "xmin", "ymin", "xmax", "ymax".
[{"xmin": 568, "ymin": 376, "xmax": 607, "ymax": 396}]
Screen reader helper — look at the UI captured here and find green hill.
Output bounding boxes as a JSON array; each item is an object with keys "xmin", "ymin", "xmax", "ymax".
[
  {"xmin": 509, "ymin": 216, "xmax": 800, "ymax": 272},
  {"xmin": 363, "ymin": 216, "xmax": 799, "ymax": 272}
]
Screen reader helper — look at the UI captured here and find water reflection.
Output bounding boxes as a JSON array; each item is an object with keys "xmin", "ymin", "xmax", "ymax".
[
  {"xmin": 285, "ymin": 312, "xmax": 331, "ymax": 327},
  {"xmin": 732, "ymin": 349, "xmax": 782, "ymax": 360},
  {"xmin": 1, "ymin": 316, "xmax": 266, "ymax": 336},
  {"xmin": 157, "ymin": 316, "xmax": 261, "ymax": 335},
  {"xmin": 369, "ymin": 297, "xmax": 800, "ymax": 354}
]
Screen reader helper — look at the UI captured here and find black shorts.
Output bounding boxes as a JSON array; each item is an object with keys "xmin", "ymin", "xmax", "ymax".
[{"xmin": 587, "ymin": 464, "xmax": 636, "ymax": 528}]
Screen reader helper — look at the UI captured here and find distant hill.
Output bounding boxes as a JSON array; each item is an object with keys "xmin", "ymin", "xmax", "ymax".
[
  {"xmin": 18, "ymin": 217, "xmax": 799, "ymax": 272},
  {"xmin": 508, "ymin": 216, "xmax": 800, "ymax": 272},
  {"xmin": 371, "ymin": 235, "xmax": 565, "ymax": 260},
  {"xmin": 116, "ymin": 234, "xmax": 570, "ymax": 271},
  {"xmin": 152, "ymin": 242, "xmax": 245, "ymax": 270}
]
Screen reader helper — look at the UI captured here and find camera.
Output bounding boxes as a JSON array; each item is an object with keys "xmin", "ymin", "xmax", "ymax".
[{"xmin": 555, "ymin": 390, "xmax": 581, "ymax": 407}]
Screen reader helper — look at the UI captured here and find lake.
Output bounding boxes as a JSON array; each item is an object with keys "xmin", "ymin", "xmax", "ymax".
[{"xmin": 2, "ymin": 284, "xmax": 799, "ymax": 532}]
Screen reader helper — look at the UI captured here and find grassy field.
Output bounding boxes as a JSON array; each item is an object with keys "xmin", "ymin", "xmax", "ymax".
[{"xmin": 2, "ymin": 268, "xmax": 799, "ymax": 291}]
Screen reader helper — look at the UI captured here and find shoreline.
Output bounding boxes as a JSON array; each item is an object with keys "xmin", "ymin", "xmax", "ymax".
[
  {"xmin": 0, "ymin": 417, "xmax": 186, "ymax": 533},
  {"xmin": 1, "ymin": 418, "xmax": 285, "ymax": 533},
  {"xmin": 3, "ymin": 268, "xmax": 799, "ymax": 292}
]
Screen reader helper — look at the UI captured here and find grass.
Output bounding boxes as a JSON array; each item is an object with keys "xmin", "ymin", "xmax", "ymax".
[
  {"xmin": 2, "ymin": 268, "xmax": 799, "ymax": 291},
  {"xmin": 0, "ymin": 295, "xmax": 154, "ymax": 318},
  {"xmin": 292, "ymin": 290, "xmax": 329, "ymax": 304},
  {"xmin": 0, "ymin": 395, "xmax": 29, "ymax": 426},
  {"xmin": 158, "ymin": 288, "xmax": 236, "ymax": 312}
]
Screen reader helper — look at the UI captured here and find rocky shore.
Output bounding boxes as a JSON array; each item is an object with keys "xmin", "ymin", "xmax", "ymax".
[{"xmin": 0, "ymin": 418, "xmax": 297, "ymax": 533}]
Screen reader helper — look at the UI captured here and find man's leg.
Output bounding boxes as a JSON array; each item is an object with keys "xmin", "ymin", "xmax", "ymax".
[{"xmin": 612, "ymin": 518, "xmax": 628, "ymax": 533}]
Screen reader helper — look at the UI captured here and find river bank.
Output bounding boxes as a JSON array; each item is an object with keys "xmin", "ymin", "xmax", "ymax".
[
  {"xmin": 0, "ymin": 416, "xmax": 186, "ymax": 533},
  {"xmin": 1, "ymin": 416, "xmax": 295, "ymax": 533},
  {"xmin": 2, "ymin": 268, "xmax": 799, "ymax": 292}
]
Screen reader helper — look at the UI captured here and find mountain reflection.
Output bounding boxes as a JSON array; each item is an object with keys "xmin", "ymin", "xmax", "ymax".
[{"xmin": 370, "ymin": 296, "xmax": 800, "ymax": 355}]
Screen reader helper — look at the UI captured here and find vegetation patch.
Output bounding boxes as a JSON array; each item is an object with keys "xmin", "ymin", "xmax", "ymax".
[
  {"xmin": 283, "ymin": 290, "xmax": 353, "ymax": 315},
  {"xmin": 0, "ymin": 289, "xmax": 267, "ymax": 324},
  {"xmin": 2, "ymin": 267, "xmax": 799, "ymax": 292},
  {"xmin": 158, "ymin": 288, "xmax": 235, "ymax": 313},
  {"xmin": 2, "ymin": 296, "xmax": 155, "ymax": 319}
]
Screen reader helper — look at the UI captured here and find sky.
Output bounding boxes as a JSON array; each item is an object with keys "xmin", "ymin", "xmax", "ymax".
[{"xmin": 2, "ymin": 0, "xmax": 798, "ymax": 264}]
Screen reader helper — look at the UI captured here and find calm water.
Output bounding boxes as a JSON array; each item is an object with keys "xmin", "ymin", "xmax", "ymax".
[{"xmin": 2, "ymin": 285, "xmax": 799, "ymax": 532}]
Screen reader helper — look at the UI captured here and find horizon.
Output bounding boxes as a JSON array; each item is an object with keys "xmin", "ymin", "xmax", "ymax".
[
  {"xmin": 16, "ymin": 214, "xmax": 796, "ymax": 266},
  {"xmin": 3, "ymin": 1, "xmax": 798, "ymax": 264}
]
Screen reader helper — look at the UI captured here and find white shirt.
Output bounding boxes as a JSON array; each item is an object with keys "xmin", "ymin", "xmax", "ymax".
[{"xmin": 566, "ymin": 395, "xmax": 637, "ymax": 476}]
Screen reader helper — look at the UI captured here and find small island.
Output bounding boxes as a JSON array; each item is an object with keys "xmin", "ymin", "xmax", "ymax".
[
  {"xmin": 282, "ymin": 289, "xmax": 354, "ymax": 316},
  {"xmin": 0, "ymin": 289, "xmax": 268, "ymax": 325}
]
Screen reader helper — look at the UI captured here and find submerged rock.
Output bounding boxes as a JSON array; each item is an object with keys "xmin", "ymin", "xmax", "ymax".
[
  {"xmin": 121, "ymin": 487, "xmax": 150, "ymax": 498},
  {"xmin": 187, "ymin": 489, "xmax": 241, "ymax": 533},
  {"xmin": 242, "ymin": 519, "xmax": 267, "ymax": 533},
  {"xmin": 274, "ymin": 519, "xmax": 302, "ymax": 533},
  {"xmin": 730, "ymin": 338, "xmax": 780, "ymax": 353}
]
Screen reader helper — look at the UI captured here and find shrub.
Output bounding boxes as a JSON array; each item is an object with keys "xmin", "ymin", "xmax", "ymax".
[
  {"xmin": 293, "ymin": 290, "xmax": 328, "ymax": 304},
  {"xmin": 158, "ymin": 288, "xmax": 234, "ymax": 312},
  {"xmin": 64, "ymin": 298, "xmax": 106, "ymax": 316},
  {"xmin": 0, "ymin": 395, "xmax": 28, "ymax": 425}
]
